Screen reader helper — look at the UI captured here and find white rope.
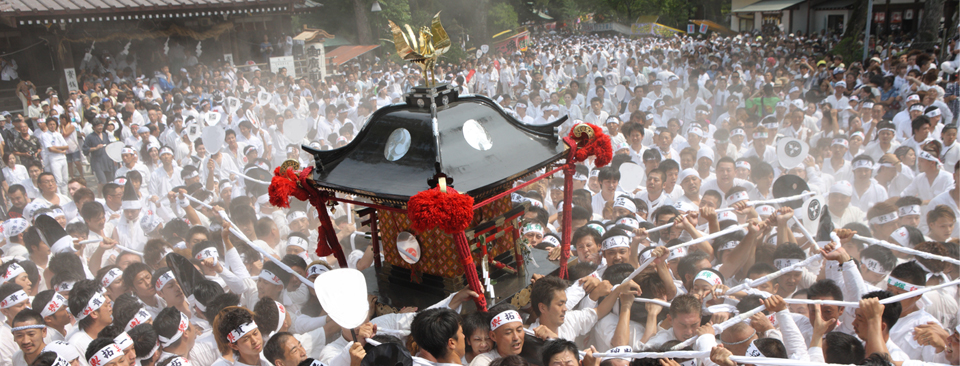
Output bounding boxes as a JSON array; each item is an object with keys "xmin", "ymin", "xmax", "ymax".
[
  {"xmin": 725, "ymin": 248, "xmax": 832, "ymax": 295},
  {"xmin": 588, "ymin": 349, "xmax": 937, "ymax": 366},
  {"xmin": 115, "ymin": 245, "xmax": 145, "ymax": 257},
  {"xmin": 728, "ymin": 356, "xmax": 859, "ymax": 366},
  {"xmin": 671, "ymin": 304, "xmax": 767, "ymax": 350},
  {"xmin": 853, "ymin": 234, "xmax": 960, "ymax": 266},
  {"xmin": 646, "ymin": 192, "xmax": 813, "ymax": 233},
  {"xmin": 678, "ymin": 277, "xmax": 960, "ymax": 350},
  {"xmin": 632, "ymin": 298, "xmax": 672, "ymax": 307},
  {"xmin": 182, "ymin": 195, "xmax": 315, "ymax": 289},
  {"xmin": 79, "ymin": 238, "xmax": 145, "ymax": 256},
  {"xmin": 589, "ymin": 350, "xmax": 706, "ymax": 359},
  {"xmin": 226, "ymin": 169, "xmax": 272, "ymax": 185},
  {"xmin": 670, "ymin": 224, "xmax": 748, "ymax": 252}
]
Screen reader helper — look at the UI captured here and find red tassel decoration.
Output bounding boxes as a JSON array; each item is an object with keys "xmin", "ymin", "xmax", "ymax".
[
  {"xmin": 408, "ymin": 186, "xmax": 475, "ymax": 234},
  {"xmin": 268, "ymin": 166, "xmax": 311, "ymax": 208},
  {"xmin": 567, "ymin": 122, "xmax": 614, "ymax": 168}
]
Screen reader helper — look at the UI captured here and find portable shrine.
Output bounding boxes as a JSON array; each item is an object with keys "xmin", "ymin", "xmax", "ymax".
[{"xmin": 268, "ymin": 14, "xmax": 612, "ymax": 310}]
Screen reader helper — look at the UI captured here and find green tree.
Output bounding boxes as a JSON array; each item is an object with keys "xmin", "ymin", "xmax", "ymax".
[
  {"xmin": 489, "ymin": 3, "xmax": 519, "ymax": 32},
  {"xmin": 916, "ymin": 0, "xmax": 945, "ymax": 50}
]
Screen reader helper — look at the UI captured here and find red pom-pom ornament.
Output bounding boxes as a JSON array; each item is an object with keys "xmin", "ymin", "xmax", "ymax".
[{"xmin": 408, "ymin": 181, "xmax": 474, "ymax": 234}]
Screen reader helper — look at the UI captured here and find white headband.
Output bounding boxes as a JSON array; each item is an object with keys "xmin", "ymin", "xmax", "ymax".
[
  {"xmin": 541, "ymin": 235, "xmax": 561, "ymax": 247},
  {"xmin": 287, "ymin": 236, "xmax": 308, "ymax": 250},
  {"xmin": 861, "ymin": 258, "xmax": 890, "ymax": 275},
  {"xmin": 114, "ymin": 332, "xmax": 134, "ymax": 350},
  {"xmin": 155, "ymin": 271, "xmax": 175, "ymax": 292},
  {"xmin": 41, "ymin": 293, "xmax": 67, "ymax": 317},
  {"xmin": 274, "ymin": 301, "xmax": 287, "ymax": 334},
  {"xmin": 490, "ymin": 310, "xmax": 522, "ymax": 331},
  {"xmin": 773, "ymin": 258, "xmax": 801, "ymax": 272},
  {"xmin": 926, "ymin": 109, "xmax": 941, "ymax": 118},
  {"xmin": 1, "ymin": 263, "xmax": 24, "ymax": 284},
  {"xmin": 522, "ymin": 223, "xmax": 544, "ymax": 236},
  {"xmin": 832, "ymin": 138, "xmax": 849, "ymax": 148},
  {"xmin": 259, "ymin": 269, "xmax": 283, "ymax": 285},
  {"xmin": 51, "ymin": 355, "xmax": 70, "ymax": 366},
  {"xmin": 735, "ymin": 161, "xmax": 751, "ymax": 170},
  {"xmin": 76, "ymin": 291, "xmax": 107, "ymax": 320},
  {"xmin": 0, "ymin": 289, "xmax": 26, "ymax": 309},
  {"xmin": 615, "ymin": 217, "xmax": 640, "ymax": 229},
  {"xmin": 869, "ymin": 212, "xmax": 898, "ymax": 225},
  {"xmin": 898, "ymin": 205, "xmax": 921, "ymax": 217},
  {"xmin": 287, "ymin": 211, "xmax": 307, "ymax": 222},
  {"xmin": 10, "ymin": 324, "xmax": 45, "ymax": 332},
  {"xmin": 165, "ymin": 357, "xmax": 192, "ymax": 366},
  {"xmin": 852, "ymin": 159, "xmax": 874, "ymax": 170},
  {"xmin": 887, "ymin": 276, "xmax": 923, "ymax": 292},
  {"xmin": 601, "ymin": 235, "xmax": 631, "ymax": 251},
  {"xmin": 694, "ymin": 270, "xmax": 722, "ymax": 287},
  {"xmin": 890, "ymin": 227, "xmax": 911, "ymax": 247},
  {"xmin": 613, "ymin": 197, "xmax": 637, "ymax": 213},
  {"xmin": 227, "ymin": 322, "xmax": 258, "ymax": 343},
  {"xmin": 720, "ymin": 240, "xmax": 740, "ymax": 252},
  {"xmin": 89, "ymin": 343, "xmax": 124, "ymax": 366},
  {"xmin": 54, "ymin": 281, "xmax": 75, "ymax": 293},
  {"xmin": 668, "ymin": 246, "xmax": 687, "ymax": 261},
  {"xmin": 308, "ymin": 264, "xmax": 329, "ymax": 277},
  {"xmin": 125, "ymin": 308, "xmax": 152, "ymax": 332},
  {"xmin": 918, "ymin": 150, "xmax": 939, "ymax": 163},
  {"xmin": 573, "ymin": 172, "xmax": 588, "ymax": 181},
  {"xmin": 726, "ymin": 191, "xmax": 749, "ymax": 205},
  {"xmin": 158, "ymin": 311, "xmax": 189, "ymax": 347},
  {"xmin": 753, "ymin": 132, "xmax": 768, "ymax": 139},
  {"xmin": 101, "ymin": 268, "xmax": 123, "ymax": 288},
  {"xmin": 745, "ymin": 340, "xmax": 763, "ymax": 358},
  {"xmin": 135, "ymin": 342, "xmax": 160, "ymax": 363},
  {"xmin": 195, "ymin": 247, "xmax": 219, "ymax": 265},
  {"xmin": 122, "ymin": 200, "xmax": 142, "ymax": 210}
]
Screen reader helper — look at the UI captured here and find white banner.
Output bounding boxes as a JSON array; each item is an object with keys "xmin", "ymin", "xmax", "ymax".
[{"xmin": 270, "ymin": 56, "xmax": 296, "ymax": 78}]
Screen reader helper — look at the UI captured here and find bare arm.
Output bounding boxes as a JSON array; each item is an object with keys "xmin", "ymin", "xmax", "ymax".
[
  {"xmin": 610, "ymin": 282, "xmax": 639, "ymax": 347},
  {"xmin": 717, "ymin": 219, "xmax": 760, "ymax": 280}
]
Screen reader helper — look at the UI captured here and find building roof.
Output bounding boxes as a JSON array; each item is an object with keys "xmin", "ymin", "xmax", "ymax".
[
  {"xmin": 813, "ymin": 0, "xmax": 856, "ymax": 10},
  {"xmin": 3, "ymin": 0, "xmax": 299, "ymax": 18},
  {"xmin": 326, "ymin": 45, "xmax": 379, "ymax": 66},
  {"xmin": 732, "ymin": 0, "xmax": 804, "ymax": 12},
  {"xmin": 294, "ymin": 27, "xmax": 334, "ymax": 43}
]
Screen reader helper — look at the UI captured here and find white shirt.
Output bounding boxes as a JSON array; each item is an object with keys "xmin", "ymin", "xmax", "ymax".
[
  {"xmin": 851, "ymin": 179, "xmax": 889, "ymax": 212},
  {"xmin": 66, "ymin": 328, "xmax": 93, "ymax": 361},
  {"xmin": 2, "ymin": 165, "xmax": 29, "ymax": 186},
  {"xmin": 527, "ymin": 308, "xmax": 598, "ymax": 342},
  {"xmin": 903, "ymin": 170, "xmax": 955, "ymax": 201},
  {"xmin": 592, "ymin": 313, "xmax": 647, "ymax": 352},
  {"xmin": 923, "ymin": 189, "xmax": 960, "ymax": 238},
  {"xmin": 148, "ymin": 165, "xmax": 184, "ymax": 199},
  {"xmin": 698, "ymin": 178, "xmax": 756, "ymax": 200},
  {"xmin": 890, "ymin": 309, "xmax": 948, "ymax": 362}
]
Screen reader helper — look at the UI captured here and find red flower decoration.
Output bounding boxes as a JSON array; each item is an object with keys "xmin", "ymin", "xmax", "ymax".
[
  {"xmin": 567, "ymin": 122, "xmax": 613, "ymax": 167},
  {"xmin": 269, "ymin": 166, "xmax": 311, "ymax": 208},
  {"xmin": 408, "ymin": 186, "xmax": 475, "ymax": 234}
]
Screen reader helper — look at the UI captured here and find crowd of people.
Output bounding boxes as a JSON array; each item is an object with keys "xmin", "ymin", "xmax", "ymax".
[{"xmin": 0, "ymin": 24, "xmax": 956, "ymax": 366}]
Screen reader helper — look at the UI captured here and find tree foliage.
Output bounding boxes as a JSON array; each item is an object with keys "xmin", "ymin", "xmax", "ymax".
[{"xmin": 489, "ymin": 3, "xmax": 519, "ymax": 32}]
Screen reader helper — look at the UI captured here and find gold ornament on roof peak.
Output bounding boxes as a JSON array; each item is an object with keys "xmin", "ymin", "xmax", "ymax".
[{"xmin": 388, "ymin": 11, "xmax": 451, "ymax": 87}]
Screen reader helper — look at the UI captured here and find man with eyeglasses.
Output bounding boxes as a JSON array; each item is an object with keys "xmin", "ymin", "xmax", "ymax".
[{"xmin": 33, "ymin": 172, "xmax": 70, "ymax": 207}]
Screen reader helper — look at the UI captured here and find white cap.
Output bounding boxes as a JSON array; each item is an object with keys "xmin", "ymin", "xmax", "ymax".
[
  {"xmin": 830, "ymin": 181, "xmax": 853, "ymax": 196},
  {"xmin": 678, "ymin": 168, "xmax": 700, "ymax": 184}
]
